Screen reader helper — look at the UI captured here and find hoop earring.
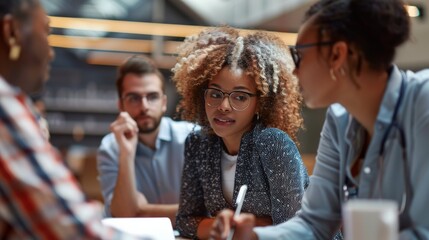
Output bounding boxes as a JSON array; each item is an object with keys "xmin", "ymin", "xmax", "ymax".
[
  {"xmin": 9, "ymin": 38, "xmax": 21, "ymax": 61},
  {"xmin": 256, "ymin": 112, "xmax": 260, "ymax": 121},
  {"xmin": 330, "ymin": 68, "xmax": 337, "ymax": 81}
]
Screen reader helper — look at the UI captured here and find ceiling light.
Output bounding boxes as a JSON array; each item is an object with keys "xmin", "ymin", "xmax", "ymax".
[{"xmin": 405, "ymin": 4, "xmax": 425, "ymax": 19}]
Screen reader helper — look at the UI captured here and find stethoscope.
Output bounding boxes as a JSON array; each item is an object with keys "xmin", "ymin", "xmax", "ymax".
[
  {"xmin": 376, "ymin": 71, "xmax": 409, "ymax": 215},
  {"xmin": 343, "ymin": 71, "xmax": 411, "ymax": 221}
]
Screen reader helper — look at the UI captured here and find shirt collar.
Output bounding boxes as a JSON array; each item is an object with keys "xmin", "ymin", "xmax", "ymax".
[
  {"xmin": 136, "ymin": 117, "xmax": 170, "ymax": 153},
  {"xmin": 0, "ymin": 75, "xmax": 20, "ymax": 95},
  {"xmin": 344, "ymin": 65, "xmax": 403, "ymax": 143},
  {"xmin": 377, "ymin": 65, "xmax": 404, "ymax": 125},
  {"xmin": 157, "ymin": 117, "xmax": 171, "ymax": 142},
  {"xmin": 345, "ymin": 114, "xmax": 363, "ymax": 146},
  {"xmin": 0, "ymin": 75, "xmax": 41, "ymax": 122}
]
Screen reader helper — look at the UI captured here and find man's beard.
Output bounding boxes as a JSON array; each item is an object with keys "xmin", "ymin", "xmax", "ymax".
[{"xmin": 137, "ymin": 115, "xmax": 162, "ymax": 134}]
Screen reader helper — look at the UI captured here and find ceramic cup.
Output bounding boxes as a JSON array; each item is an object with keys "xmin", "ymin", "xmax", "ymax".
[{"xmin": 343, "ymin": 199, "xmax": 398, "ymax": 240}]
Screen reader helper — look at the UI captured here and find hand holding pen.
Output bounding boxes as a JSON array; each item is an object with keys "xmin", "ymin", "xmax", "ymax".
[
  {"xmin": 209, "ymin": 185, "xmax": 258, "ymax": 240},
  {"xmin": 227, "ymin": 185, "xmax": 247, "ymax": 240}
]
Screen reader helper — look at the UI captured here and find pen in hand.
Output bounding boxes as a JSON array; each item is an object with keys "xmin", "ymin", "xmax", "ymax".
[{"xmin": 227, "ymin": 184, "xmax": 248, "ymax": 240}]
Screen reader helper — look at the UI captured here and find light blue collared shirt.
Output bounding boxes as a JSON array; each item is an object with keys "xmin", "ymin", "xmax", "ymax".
[
  {"xmin": 97, "ymin": 116, "xmax": 197, "ymax": 217},
  {"xmin": 254, "ymin": 66, "xmax": 429, "ymax": 239}
]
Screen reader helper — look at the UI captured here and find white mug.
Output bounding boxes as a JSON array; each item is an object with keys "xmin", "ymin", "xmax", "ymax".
[{"xmin": 343, "ymin": 199, "xmax": 398, "ymax": 240}]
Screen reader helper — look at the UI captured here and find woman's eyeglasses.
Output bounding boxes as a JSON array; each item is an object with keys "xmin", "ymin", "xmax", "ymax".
[
  {"xmin": 288, "ymin": 41, "xmax": 335, "ymax": 69},
  {"xmin": 204, "ymin": 88, "xmax": 257, "ymax": 111}
]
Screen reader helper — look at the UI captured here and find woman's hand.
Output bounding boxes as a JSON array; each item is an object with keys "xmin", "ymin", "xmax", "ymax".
[{"xmin": 209, "ymin": 209, "xmax": 258, "ymax": 240}]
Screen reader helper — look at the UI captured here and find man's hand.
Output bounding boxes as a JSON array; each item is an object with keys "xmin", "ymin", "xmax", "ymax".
[
  {"xmin": 209, "ymin": 209, "xmax": 258, "ymax": 240},
  {"xmin": 110, "ymin": 112, "xmax": 139, "ymax": 156}
]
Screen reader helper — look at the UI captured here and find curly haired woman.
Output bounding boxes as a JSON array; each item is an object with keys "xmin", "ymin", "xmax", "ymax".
[{"xmin": 172, "ymin": 26, "xmax": 309, "ymax": 239}]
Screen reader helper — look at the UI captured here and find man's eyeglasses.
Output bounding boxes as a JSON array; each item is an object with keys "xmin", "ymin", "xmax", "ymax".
[
  {"xmin": 122, "ymin": 92, "xmax": 162, "ymax": 107},
  {"xmin": 288, "ymin": 41, "xmax": 335, "ymax": 69},
  {"xmin": 204, "ymin": 88, "xmax": 257, "ymax": 111}
]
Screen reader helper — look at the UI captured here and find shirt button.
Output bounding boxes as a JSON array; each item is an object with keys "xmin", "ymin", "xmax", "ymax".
[{"xmin": 364, "ymin": 167, "xmax": 371, "ymax": 174}]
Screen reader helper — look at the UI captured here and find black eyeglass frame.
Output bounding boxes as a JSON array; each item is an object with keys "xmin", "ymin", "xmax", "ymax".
[
  {"xmin": 288, "ymin": 41, "xmax": 336, "ymax": 69},
  {"xmin": 121, "ymin": 92, "xmax": 163, "ymax": 106},
  {"xmin": 204, "ymin": 87, "xmax": 258, "ymax": 112}
]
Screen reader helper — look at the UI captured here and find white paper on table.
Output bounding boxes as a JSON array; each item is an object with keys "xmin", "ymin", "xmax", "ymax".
[{"xmin": 102, "ymin": 217, "xmax": 175, "ymax": 240}]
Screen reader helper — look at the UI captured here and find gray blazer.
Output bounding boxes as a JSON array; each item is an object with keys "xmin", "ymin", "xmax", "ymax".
[{"xmin": 176, "ymin": 123, "xmax": 309, "ymax": 238}]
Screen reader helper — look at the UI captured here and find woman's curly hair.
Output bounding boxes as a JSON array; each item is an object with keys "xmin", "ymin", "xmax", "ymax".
[{"xmin": 172, "ymin": 26, "xmax": 303, "ymax": 142}]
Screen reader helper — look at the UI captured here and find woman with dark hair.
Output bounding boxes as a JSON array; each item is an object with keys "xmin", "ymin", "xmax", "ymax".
[
  {"xmin": 0, "ymin": 0, "xmax": 135, "ymax": 238},
  {"xmin": 172, "ymin": 26, "xmax": 309, "ymax": 239},
  {"xmin": 210, "ymin": 0, "xmax": 429, "ymax": 239}
]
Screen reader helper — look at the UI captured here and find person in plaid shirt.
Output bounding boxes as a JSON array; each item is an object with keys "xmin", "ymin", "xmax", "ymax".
[{"xmin": 0, "ymin": 0, "xmax": 138, "ymax": 239}]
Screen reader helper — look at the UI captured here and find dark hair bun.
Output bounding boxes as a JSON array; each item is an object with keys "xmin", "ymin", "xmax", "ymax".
[{"xmin": 305, "ymin": 0, "xmax": 410, "ymax": 70}]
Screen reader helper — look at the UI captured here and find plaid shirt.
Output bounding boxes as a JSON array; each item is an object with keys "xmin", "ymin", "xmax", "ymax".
[{"xmin": 0, "ymin": 76, "xmax": 135, "ymax": 239}]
